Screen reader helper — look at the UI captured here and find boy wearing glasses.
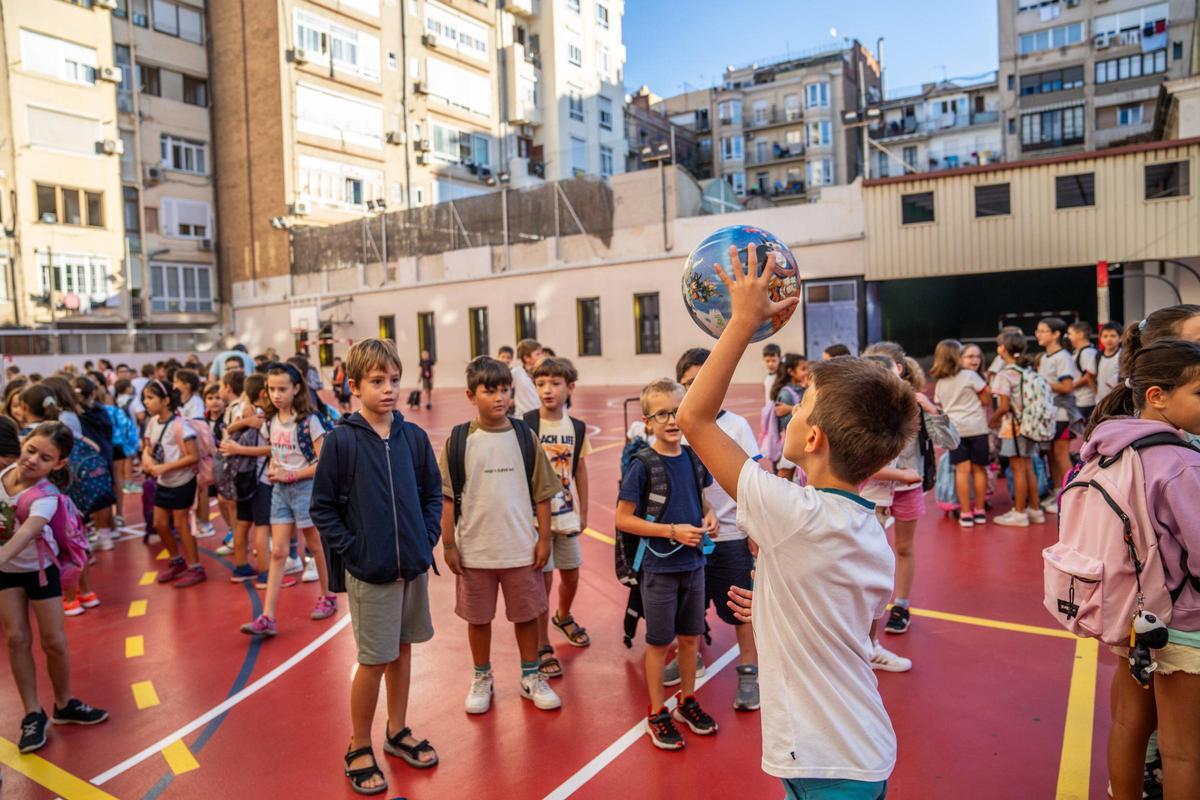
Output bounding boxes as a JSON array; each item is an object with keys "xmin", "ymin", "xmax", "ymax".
[{"xmin": 615, "ymin": 378, "xmax": 719, "ymax": 751}]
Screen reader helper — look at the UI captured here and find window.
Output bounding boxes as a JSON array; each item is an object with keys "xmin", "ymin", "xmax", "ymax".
[
  {"xmin": 902, "ymin": 146, "xmax": 918, "ymax": 169},
  {"xmin": 153, "ymin": 0, "xmax": 204, "ymax": 44},
  {"xmin": 597, "ymin": 45, "xmax": 611, "ymax": 79},
  {"xmin": 634, "ymin": 293, "xmax": 660, "ymax": 355},
  {"xmin": 139, "ymin": 65, "xmax": 161, "ymax": 96},
  {"xmin": 417, "ymin": 311, "xmax": 437, "ymax": 360},
  {"xmin": 160, "ymin": 134, "xmax": 207, "ymax": 174},
  {"xmin": 19, "ymin": 29, "xmax": 97, "ymax": 85},
  {"xmin": 38, "ymin": 253, "xmax": 111, "ymax": 304},
  {"xmin": 131, "ymin": 0, "xmax": 148, "ymax": 26},
  {"xmin": 27, "ymin": 107, "xmax": 100, "ymax": 155},
  {"xmin": 515, "ymin": 303, "xmax": 537, "ymax": 342},
  {"xmin": 1095, "ymin": 50, "xmax": 1167, "ymax": 84},
  {"xmin": 115, "ymin": 45, "xmax": 133, "ymax": 112},
  {"xmin": 85, "ymin": 192, "xmax": 104, "ymax": 228},
  {"xmin": 1093, "ymin": 3, "xmax": 1168, "ymax": 41},
  {"xmin": 1019, "ymin": 65, "xmax": 1084, "ymax": 96},
  {"xmin": 1145, "ymin": 161, "xmax": 1189, "ymax": 200},
  {"xmin": 755, "ymin": 140, "xmax": 769, "ymax": 163},
  {"xmin": 35, "ymin": 184, "xmax": 104, "ymax": 227},
  {"xmin": 1175, "ymin": 42, "xmax": 1184, "ymax": 60},
  {"xmin": 974, "ymin": 183, "xmax": 1010, "ymax": 217},
  {"xmin": 182, "ymin": 75, "xmax": 208, "ymax": 107},
  {"xmin": 297, "ymin": 154, "xmax": 384, "ymax": 208},
  {"xmin": 568, "ymin": 42, "xmax": 582, "ymax": 67},
  {"xmin": 567, "ymin": 0, "xmax": 580, "ymax": 12},
  {"xmin": 422, "ymin": 1, "xmax": 488, "ymax": 64},
  {"xmin": 729, "ymin": 171, "xmax": 746, "ymax": 195},
  {"xmin": 429, "ymin": 123, "xmax": 491, "ymax": 166},
  {"xmin": 596, "ymin": 3, "xmax": 609, "ymax": 29},
  {"xmin": 36, "ymin": 185, "xmax": 57, "ymax": 222},
  {"xmin": 123, "ymin": 186, "xmax": 140, "ymax": 251},
  {"xmin": 1020, "ymin": 105, "xmax": 1084, "ymax": 151},
  {"xmin": 805, "ymin": 82, "xmax": 829, "ymax": 109},
  {"xmin": 807, "ymin": 159, "xmax": 833, "ymax": 187},
  {"xmin": 717, "ymin": 100, "xmax": 742, "ymax": 125},
  {"xmin": 901, "ymin": 191, "xmax": 935, "ymax": 224},
  {"xmin": 807, "ymin": 120, "xmax": 831, "ymax": 147},
  {"xmin": 149, "ymin": 262, "xmax": 213, "ymax": 312},
  {"xmin": 1017, "ymin": 22, "xmax": 1085, "ymax": 54},
  {"xmin": 425, "ymin": 58, "xmax": 492, "ymax": 117},
  {"xmin": 568, "ymin": 88, "xmax": 584, "ymax": 121},
  {"xmin": 379, "ymin": 314, "xmax": 396, "ymax": 343},
  {"xmin": 599, "ymin": 145, "xmax": 613, "ymax": 178},
  {"xmin": 1055, "ymin": 173, "xmax": 1095, "ymax": 209},
  {"xmin": 160, "ymin": 197, "xmax": 211, "ymax": 238},
  {"xmin": 720, "ymin": 135, "xmax": 744, "ymax": 161},
  {"xmin": 784, "ymin": 94, "xmax": 800, "ymax": 120},
  {"xmin": 468, "ymin": 307, "xmax": 489, "ymax": 358},
  {"xmin": 577, "ymin": 298, "xmax": 601, "ymax": 356},
  {"xmin": 598, "ymin": 96, "xmax": 613, "ymax": 130},
  {"xmin": 295, "ymin": 83, "xmax": 384, "ymax": 148},
  {"xmin": 570, "ymin": 136, "xmax": 587, "ymax": 175},
  {"xmin": 1117, "ymin": 104, "xmax": 1144, "ymax": 127}
]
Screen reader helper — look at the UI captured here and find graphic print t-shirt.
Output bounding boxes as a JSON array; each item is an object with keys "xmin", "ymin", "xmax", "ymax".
[
  {"xmin": 534, "ymin": 415, "xmax": 593, "ymax": 534},
  {"xmin": 267, "ymin": 414, "xmax": 325, "ymax": 472}
]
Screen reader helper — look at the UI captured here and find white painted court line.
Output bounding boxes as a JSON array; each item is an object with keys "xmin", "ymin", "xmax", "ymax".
[
  {"xmin": 541, "ymin": 643, "xmax": 740, "ymax": 800},
  {"xmin": 89, "ymin": 614, "xmax": 352, "ymax": 786}
]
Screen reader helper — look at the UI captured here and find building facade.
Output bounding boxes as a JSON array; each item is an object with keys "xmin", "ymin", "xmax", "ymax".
[
  {"xmin": 624, "ymin": 86, "xmax": 700, "ymax": 178},
  {"xmin": 652, "ymin": 87, "xmax": 715, "ymax": 180},
  {"xmin": 998, "ymin": 0, "xmax": 1198, "ymax": 162},
  {"xmin": 871, "ymin": 75, "xmax": 1003, "ymax": 177}
]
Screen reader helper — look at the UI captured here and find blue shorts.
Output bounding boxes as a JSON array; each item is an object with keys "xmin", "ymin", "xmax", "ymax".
[
  {"xmin": 270, "ymin": 478, "xmax": 314, "ymax": 528},
  {"xmin": 639, "ymin": 567, "xmax": 706, "ymax": 646},
  {"xmin": 782, "ymin": 778, "xmax": 888, "ymax": 800}
]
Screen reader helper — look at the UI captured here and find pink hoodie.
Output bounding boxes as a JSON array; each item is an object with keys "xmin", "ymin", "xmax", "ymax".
[{"xmin": 1081, "ymin": 418, "xmax": 1200, "ymax": 631}]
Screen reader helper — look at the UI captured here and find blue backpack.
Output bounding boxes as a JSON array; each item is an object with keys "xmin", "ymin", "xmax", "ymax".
[
  {"xmin": 67, "ymin": 438, "xmax": 115, "ymax": 516},
  {"xmin": 104, "ymin": 403, "xmax": 139, "ymax": 455}
]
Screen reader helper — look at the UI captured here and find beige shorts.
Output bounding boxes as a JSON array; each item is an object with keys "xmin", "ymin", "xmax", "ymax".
[
  {"xmin": 1109, "ymin": 642, "xmax": 1200, "ymax": 676},
  {"xmin": 346, "ymin": 571, "xmax": 434, "ymax": 665},
  {"xmin": 455, "ymin": 565, "xmax": 548, "ymax": 625},
  {"xmin": 542, "ymin": 532, "xmax": 583, "ymax": 573}
]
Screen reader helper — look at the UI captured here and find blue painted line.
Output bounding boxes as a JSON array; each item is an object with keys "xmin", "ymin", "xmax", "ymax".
[{"xmin": 139, "ymin": 547, "xmax": 264, "ymax": 800}]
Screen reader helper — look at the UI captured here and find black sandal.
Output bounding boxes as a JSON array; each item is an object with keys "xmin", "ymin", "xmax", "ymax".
[
  {"xmin": 537, "ymin": 644, "xmax": 564, "ymax": 678},
  {"xmin": 344, "ymin": 746, "xmax": 388, "ymax": 795},
  {"xmin": 384, "ymin": 726, "xmax": 438, "ymax": 769},
  {"xmin": 552, "ymin": 613, "xmax": 592, "ymax": 647}
]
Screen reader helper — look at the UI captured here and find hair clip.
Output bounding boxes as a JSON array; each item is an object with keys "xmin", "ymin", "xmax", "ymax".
[
  {"xmin": 42, "ymin": 396, "xmax": 57, "ymax": 409},
  {"xmin": 1139, "ymin": 318, "xmax": 1148, "ymax": 332},
  {"xmin": 1125, "ymin": 377, "xmax": 1134, "ymax": 389}
]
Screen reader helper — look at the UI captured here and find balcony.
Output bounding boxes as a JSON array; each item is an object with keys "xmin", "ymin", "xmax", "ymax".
[
  {"xmin": 970, "ymin": 110, "xmax": 1000, "ymax": 126},
  {"xmin": 507, "ymin": 0, "xmax": 535, "ymax": 16},
  {"xmin": 747, "ymin": 144, "xmax": 805, "ymax": 166},
  {"xmin": 876, "ymin": 110, "xmax": 999, "ymax": 140},
  {"xmin": 746, "ymin": 106, "xmax": 803, "ymax": 130},
  {"xmin": 504, "ymin": 43, "xmax": 542, "ymax": 126}
]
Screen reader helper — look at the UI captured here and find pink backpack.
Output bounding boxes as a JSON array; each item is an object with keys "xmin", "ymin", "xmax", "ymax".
[
  {"xmin": 758, "ymin": 402, "xmax": 782, "ymax": 465},
  {"xmin": 175, "ymin": 417, "xmax": 214, "ymax": 486},
  {"xmin": 14, "ymin": 480, "xmax": 89, "ymax": 590},
  {"xmin": 1043, "ymin": 432, "xmax": 1197, "ymax": 645}
]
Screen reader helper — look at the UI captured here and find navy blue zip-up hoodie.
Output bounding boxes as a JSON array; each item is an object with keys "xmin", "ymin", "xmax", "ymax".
[{"xmin": 310, "ymin": 411, "xmax": 442, "ymax": 592}]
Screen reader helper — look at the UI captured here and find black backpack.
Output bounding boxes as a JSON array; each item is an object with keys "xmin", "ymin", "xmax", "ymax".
[
  {"xmin": 614, "ymin": 445, "xmax": 706, "ymax": 587},
  {"xmin": 446, "ymin": 417, "xmax": 537, "ymax": 524},
  {"xmin": 522, "ymin": 410, "xmax": 586, "ymax": 477},
  {"xmin": 917, "ymin": 414, "xmax": 936, "ymax": 493}
]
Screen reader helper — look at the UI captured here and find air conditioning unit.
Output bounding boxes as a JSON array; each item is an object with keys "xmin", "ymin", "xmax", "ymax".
[
  {"xmin": 98, "ymin": 66, "xmax": 123, "ymax": 83},
  {"xmin": 94, "ymin": 0, "xmax": 118, "ymax": 10},
  {"xmin": 422, "ymin": 33, "xmax": 439, "ymax": 48},
  {"xmin": 1094, "ymin": 33, "xmax": 1110, "ymax": 49},
  {"xmin": 288, "ymin": 47, "xmax": 311, "ymax": 65},
  {"xmin": 144, "ymin": 165, "xmax": 163, "ymax": 185},
  {"xmin": 413, "ymin": 80, "xmax": 429, "ymax": 94},
  {"xmin": 291, "ymin": 200, "xmax": 311, "ymax": 216},
  {"xmin": 415, "ymin": 152, "xmax": 430, "ymax": 165},
  {"xmin": 198, "ymin": 238, "xmax": 213, "ymax": 252},
  {"xmin": 386, "ymin": 130, "xmax": 406, "ymax": 145},
  {"xmin": 415, "ymin": 138, "xmax": 431, "ymax": 151},
  {"xmin": 99, "ymin": 138, "xmax": 124, "ymax": 156}
]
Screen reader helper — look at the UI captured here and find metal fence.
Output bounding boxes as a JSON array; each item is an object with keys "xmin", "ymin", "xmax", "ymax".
[{"xmin": 291, "ymin": 175, "xmax": 616, "ymax": 275}]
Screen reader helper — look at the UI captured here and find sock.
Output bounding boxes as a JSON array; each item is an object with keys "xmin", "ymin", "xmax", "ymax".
[
  {"xmin": 474, "ymin": 662, "xmax": 491, "ymax": 676},
  {"xmin": 520, "ymin": 660, "xmax": 539, "ymax": 678},
  {"xmin": 289, "ymin": 542, "xmax": 298, "ymax": 559},
  {"xmin": 168, "ymin": 556, "xmax": 185, "ymax": 565},
  {"xmin": 894, "ymin": 598, "xmax": 909, "ymax": 609}
]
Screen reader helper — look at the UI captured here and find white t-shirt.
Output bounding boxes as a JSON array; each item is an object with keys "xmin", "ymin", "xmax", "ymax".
[
  {"xmin": 59, "ymin": 410, "xmax": 83, "ymax": 439},
  {"xmin": 1096, "ymin": 349, "xmax": 1122, "ymax": 403},
  {"xmin": 223, "ymin": 398, "xmax": 245, "ymax": 429},
  {"xmin": 513, "ymin": 367, "xmax": 539, "ymax": 417},
  {"xmin": 0, "ymin": 467, "xmax": 59, "ymax": 573},
  {"xmin": 763, "ymin": 374, "xmax": 776, "ymax": 405},
  {"xmin": 534, "ymin": 414, "xmax": 594, "ymax": 535},
  {"xmin": 1038, "ymin": 348, "xmax": 1079, "ymax": 422},
  {"xmin": 736, "ymin": 462, "xmax": 896, "ymax": 781},
  {"xmin": 1073, "ymin": 346, "xmax": 1099, "ymax": 408},
  {"xmin": 130, "ymin": 377, "xmax": 149, "ymax": 418},
  {"xmin": 859, "ymin": 457, "xmax": 897, "ymax": 508},
  {"xmin": 683, "ymin": 410, "xmax": 760, "ymax": 541},
  {"xmin": 266, "ymin": 414, "xmax": 325, "ymax": 472},
  {"xmin": 934, "ymin": 370, "xmax": 989, "ymax": 437},
  {"xmin": 145, "ymin": 416, "xmax": 196, "ymax": 488},
  {"xmin": 180, "ymin": 395, "xmax": 205, "ymax": 420}
]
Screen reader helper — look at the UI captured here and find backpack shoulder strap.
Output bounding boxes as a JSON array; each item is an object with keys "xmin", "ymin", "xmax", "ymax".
[
  {"xmin": 509, "ymin": 417, "xmax": 537, "ymax": 508},
  {"xmin": 570, "ymin": 416, "xmax": 586, "ymax": 477},
  {"xmin": 334, "ymin": 425, "xmax": 358, "ymax": 507},
  {"xmin": 447, "ymin": 422, "xmax": 471, "ymax": 524},
  {"xmin": 1099, "ymin": 432, "xmax": 1197, "ymax": 469},
  {"xmin": 296, "ymin": 414, "xmax": 317, "ymax": 463},
  {"xmin": 14, "ymin": 480, "xmax": 55, "ymax": 522},
  {"xmin": 522, "ymin": 410, "xmax": 541, "ymax": 436},
  {"xmin": 634, "ymin": 448, "xmax": 671, "ymax": 523}
]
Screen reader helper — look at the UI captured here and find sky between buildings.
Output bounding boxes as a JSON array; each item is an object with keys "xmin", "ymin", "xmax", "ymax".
[{"xmin": 624, "ymin": 0, "xmax": 1001, "ymax": 99}]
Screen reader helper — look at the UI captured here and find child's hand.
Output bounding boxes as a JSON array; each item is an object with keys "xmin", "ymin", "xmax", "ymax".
[
  {"xmin": 443, "ymin": 545, "xmax": 462, "ymax": 575},
  {"xmin": 533, "ymin": 537, "xmax": 550, "ymax": 570},
  {"xmin": 914, "ymin": 393, "xmax": 938, "ymax": 415},
  {"xmin": 713, "ymin": 245, "xmax": 800, "ymax": 335},
  {"xmin": 218, "ymin": 439, "xmax": 240, "ymax": 456},
  {"xmin": 899, "ymin": 468, "xmax": 922, "ymax": 484},
  {"xmin": 727, "ymin": 583, "xmax": 754, "ymax": 624},
  {"xmin": 266, "ymin": 464, "xmax": 283, "ymax": 484},
  {"xmin": 673, "ymin": 525, "xmax": 705, "ymax": 547},
  {"xmin": 702, "ymin": 510, "xmax": 718, "ymax": 534}
]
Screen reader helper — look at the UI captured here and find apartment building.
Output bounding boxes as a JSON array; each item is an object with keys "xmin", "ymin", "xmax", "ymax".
[
  {"xmin": 624, "ymin": 86, "xmax": 701, "ymax": 179},
  {"xmin": 0, "ymin": 0, "xmax": 127, "ymax": 337},
  {"xmin": 872, "ymin": 75, "xmax": 1003, "ymax": 177},
  {"xmin": 652, "ymin": 88, "xmax": 715, "ymax": 180},
  {"xmin": 998, "ymin": 0, "xmax": 1198, "ymax": 161}
]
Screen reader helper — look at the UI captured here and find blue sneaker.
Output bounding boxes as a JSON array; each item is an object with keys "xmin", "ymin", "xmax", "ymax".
[
  {"xmin": 230, "ymin": 564, "xmax": 257, "ymax": 583},
  {"xmin": 215, "ymin": 533, "xmax": 234, "ymax": 557},
  {"xmin": 254, "ymin": 571, "xmax": 270, "ymax": 590}
]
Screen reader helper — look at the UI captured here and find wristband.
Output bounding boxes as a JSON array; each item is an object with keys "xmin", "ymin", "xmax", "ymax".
[
  {"xmin": 669, "ymin": 523, "xmax": 677, "ymax": 544},
  {"xmin": 443, "ymin": 542, "xmax": 457, "ymax": 550}
]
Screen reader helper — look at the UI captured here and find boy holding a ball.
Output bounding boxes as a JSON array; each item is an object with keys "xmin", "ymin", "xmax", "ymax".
[{"xmin": 677, "ymin": 246, "xmax": 915, "ymax": 799}]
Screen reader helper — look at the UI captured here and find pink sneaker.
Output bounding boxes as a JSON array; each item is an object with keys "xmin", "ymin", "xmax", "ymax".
[
  {"xmin": 173, "ymin": 566, "xmax": 207, "ymax": 589},
  {"xmin": 311, "ymin": 594, "xmax": 337, "ymax": 621},
  {"xmin": 240, "ymin": 615, "xmax": 276, "ymax": 637},
  {"xmin": 156, "ymin": 558, "xmax": 187, "ymax": 584}
]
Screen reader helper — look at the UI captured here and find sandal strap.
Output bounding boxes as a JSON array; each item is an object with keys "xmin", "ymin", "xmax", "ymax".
[
  {"xmin": 345, "ymin": 746, "xmax": 377, "ymax": 764},
  {"xmin": 388, "ymin": 727, "xmax": 435, "ymax": 754},
  {"xmin": 346, "ymin": 765, "xmax": 383, "ymax": 781}
]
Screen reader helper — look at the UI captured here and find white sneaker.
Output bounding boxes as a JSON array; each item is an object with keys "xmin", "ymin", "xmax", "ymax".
[
  {"xmin": 870, "ymin": 640, "xmax": 912, "ymax": 673},
  {"xmin": 1027, "ymin": 508, "xmax": 1047, "ymax": 525},
  {"xmin": 958, "ymin": 516, "xmax": 974, "ymax": 529},
  {"xmin": 1040, "ymin": 496, "xmax": 1058, "ymax": 514},
  {"xmin": 94, "ymin": 529, "xmax": 114, "ymax": 551},
  {"xmin": 283, "ymin": 556, "xmax": 304, "ymax": 575},
  {"xmin": 465, "ymin": 671, "xmax": 494, "ymax": 714},
  {"xmin": 301, "ymin": 558, "xmax": 318, "ymax": 583},
  {"xmin": 993, "ymin": 510, "xmax": 1030, "ymax": 528},
  {"xmin": 114, "ymin": 514, "xmax": 125, "ymax": 528},
  {"xmin": 519, "ymin": 672, "xmax": 562, "ymax": 710},
  {"xmin": 195, "ymin": 521, "xmax": 216, "ymax": 539}
]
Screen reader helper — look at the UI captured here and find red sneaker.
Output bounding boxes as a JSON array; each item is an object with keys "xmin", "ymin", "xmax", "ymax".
[
  {"xmin": 173, "ymin": 566, "xmax": 207, "ymax": 588},
  {"xmin": 156, "ymin": 558, "xmax": 187, "ymax": 583}
]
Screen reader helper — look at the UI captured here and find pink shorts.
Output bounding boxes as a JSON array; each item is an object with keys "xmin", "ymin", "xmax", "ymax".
[
  {"xmin": 891, "ymin": 486, "xmax": 927, "ymax": 522},
  {"xmin": 455, "ymin": 565, "xmax": 548, "ymax": 625}
]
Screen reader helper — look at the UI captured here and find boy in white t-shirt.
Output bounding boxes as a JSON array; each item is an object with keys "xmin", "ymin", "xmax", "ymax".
[
  {"xmin": 1067, "ymin": 321, "xmax": 1099, "ymax": 420},
  {"xmin": 1095, "ymin": 320, "xmax": 1123, "ymax": 403},
  {"xmin": 512, "ymin": 339, "xmax": 543, "ymax": 417},
  {"xmin": 678, "ymin": 247, "xmax": 916, "ymax": 798}
]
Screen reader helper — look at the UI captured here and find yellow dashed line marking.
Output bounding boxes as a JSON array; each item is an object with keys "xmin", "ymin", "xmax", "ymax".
[
  {"xmin": 161, "ymin": 739, "xmax": 199, "ymax": 775},
  {"xmin": 582, "ymin": 528, "xmax": 616, "ymax": 545},
  {"xmin": 139, "ymin": 570, "xmax": 158, "ymax": 585},
  {"xmin": 131, "ymin": 680, "xmax": 160, "ymax": 709},
  {"xmin": 128, "ymin": 599, "xmax": 148, "ymax": 618},
  {"xmin": 156, "ymin": 549, "xmax": 169, "ymax": 560},
  {"xmin": 0, "ymin": 736, "xmax": 119, "ymax": 798},
  {"xmin": 125, "ymin": 635, "xmax": 145, "ymax": 658}
]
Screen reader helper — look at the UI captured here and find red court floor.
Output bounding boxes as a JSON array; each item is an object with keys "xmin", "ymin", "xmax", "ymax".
[{"xmin": 0, "ymin": 385, "xmax": 1115, "ymax": 799}]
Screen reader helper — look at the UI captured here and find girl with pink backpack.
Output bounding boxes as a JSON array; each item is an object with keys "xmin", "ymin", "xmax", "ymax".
[
  {"xmin": 1062, "ymin": 336, "xmax": 1200, "ymax": 800},
  {"xmin": 0, "ymin": 422, "xmax": 108, "ymax": 754}
]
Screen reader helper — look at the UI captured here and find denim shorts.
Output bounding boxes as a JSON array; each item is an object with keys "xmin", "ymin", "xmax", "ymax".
[
  {"xmin": 640, "ymin": 567, "xmax": 706, "ymax": 646},
  {"xmin": 269, "ymin": 478, "xmax": 314, "ymax": 528},
  {"xmin": 783, "ymin": 778, "xmax": 888, "ymax": 800}
]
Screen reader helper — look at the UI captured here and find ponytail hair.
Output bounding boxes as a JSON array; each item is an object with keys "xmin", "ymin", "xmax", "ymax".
[
  {"xmin": 1119, "ymin": 304, "xmax": 1200, "ymax": 382},
  {"xmin": 998, "ymin": 326, "xmax": 1031, "ymax": 368},
  {"xmin": 23, "ymin": 421, "xmax": 75, "ymax": 491},
  {"xmin": 1086, "ymin": 338, "xmax": 1200, "ymax": 438},
  {"xmin": 40, "ymin": 376, "xmax": 80, "ymax": 414},
  {"xmin": 929, "ymin": 339, "xmax": 963, "ymax": 380},
  {"xmin": 771, "ymin": 353, "xmax": 804, "ymax": 401},
  {"xmin": 19, "ymin": 384, "xmax": 60, "ymax": 422}
]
